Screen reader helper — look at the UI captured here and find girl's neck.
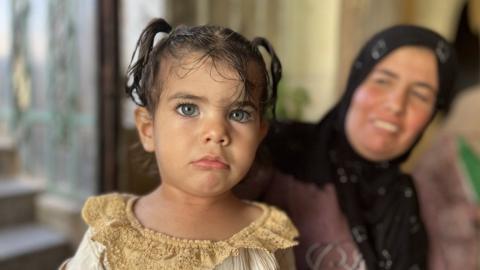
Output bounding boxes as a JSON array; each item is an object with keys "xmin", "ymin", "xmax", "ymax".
[
  {"xmin": 152, "ymin": 184, "xmax": 241, "ymax": 213},
  {"xmin": 134, "ymin": 185, "xmax": 261, "ymax": 240}
]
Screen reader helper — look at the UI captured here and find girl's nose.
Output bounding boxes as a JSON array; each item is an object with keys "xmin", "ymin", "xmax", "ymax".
[{"xmin": 203, "ymin": 118, "xmax": 231, "ymax": 146}]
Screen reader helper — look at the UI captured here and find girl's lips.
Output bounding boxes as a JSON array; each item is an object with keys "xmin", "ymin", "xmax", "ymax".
[{"xmin": 191, "ymin": 157, "xmax": 229, "ymax": 169}]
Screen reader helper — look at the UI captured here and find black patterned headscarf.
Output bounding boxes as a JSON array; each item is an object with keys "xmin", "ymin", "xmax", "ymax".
[
  {"xmin": 335, "ymin": 25, "xmax": 457, "ymax": 162},
  {"xmin": 266, "ymin": 25, "xmax": 457, "ymax": 270}
]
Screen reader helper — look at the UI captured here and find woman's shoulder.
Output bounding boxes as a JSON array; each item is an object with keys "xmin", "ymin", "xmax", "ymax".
[{"xmin": 81, "ymin": 193, "xmax": 135, "ymax": 228}]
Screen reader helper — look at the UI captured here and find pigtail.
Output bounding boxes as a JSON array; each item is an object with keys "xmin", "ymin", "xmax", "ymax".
[
  {"xmin": 126, "ymin": 18, "xmax": 172, "ymax": 106},
  {"xmin": 251, "ymin": 37, "xmax": 282, "ymax": 119}
]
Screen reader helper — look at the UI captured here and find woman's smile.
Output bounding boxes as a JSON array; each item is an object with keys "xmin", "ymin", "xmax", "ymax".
[{"xmin": 371, "ymin": 118, "xmax": 400, "ymax": 134}]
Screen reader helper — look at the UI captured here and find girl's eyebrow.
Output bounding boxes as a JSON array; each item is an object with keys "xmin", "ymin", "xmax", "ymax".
[
  {"xmin": 168, "ymin": 91, "xmax": 259, "ymax": 110},
  {"xmin": 168, "ymin": 92, "xmax": 206, "ymax": 102},
  {"xmin": 231, "ymin": 100, "xmax": 258, "ymax": 111}
]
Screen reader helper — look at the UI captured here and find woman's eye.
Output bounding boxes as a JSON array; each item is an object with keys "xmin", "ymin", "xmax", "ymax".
[
  {"xmin": 176, "ymin": 103, "xmax": 199, "ymax": 117},
  {"xmin": 374, "ymin": 78, "xmax": 390, "ymax": 85},
  {"xmin": 411, "ymin": 90, "xmax": 430, "ymax": 103},
  {"xmin": 229, "ymin": 109, "xmax": 252, "ymax": 122}
]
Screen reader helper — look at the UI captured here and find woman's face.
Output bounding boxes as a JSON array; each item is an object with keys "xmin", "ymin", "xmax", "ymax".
[{"xmin": 345, "ymin": 46, "xmax": 438, "ymax": 161}]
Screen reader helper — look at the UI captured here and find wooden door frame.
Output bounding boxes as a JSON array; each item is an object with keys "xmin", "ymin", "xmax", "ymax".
[{"xmin": 98, "ymin": 0, "xmax": 120, "ymax": 192}]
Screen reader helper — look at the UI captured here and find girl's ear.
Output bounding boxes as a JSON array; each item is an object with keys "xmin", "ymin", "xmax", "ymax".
[{"xmin": 134, "ymin": 107, "xmax": 155, "ymax": 152}]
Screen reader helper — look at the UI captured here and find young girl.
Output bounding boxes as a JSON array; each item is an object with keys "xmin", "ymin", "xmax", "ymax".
[{"xmin": 61, "ymin": 18, "xmax": 298, "ymax": 270}]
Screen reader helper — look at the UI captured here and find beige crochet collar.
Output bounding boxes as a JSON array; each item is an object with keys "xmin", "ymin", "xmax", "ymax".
[{"xmin": 82, "ymin": 193, "xmax": 298, "ymax": 270}]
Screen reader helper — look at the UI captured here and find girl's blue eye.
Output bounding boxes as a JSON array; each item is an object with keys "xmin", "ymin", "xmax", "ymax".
[
  {"xmin": 176, "ymin": 103, "xmax": 199, "ymax": 117},
  {"xmin": 229, "ymin": 109, "xmax": 252, "ymax": 123}
]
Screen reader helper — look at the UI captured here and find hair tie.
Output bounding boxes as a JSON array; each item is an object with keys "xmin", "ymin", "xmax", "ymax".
[
  {"xmin": 252, "ymin": 37, "xmax": 282, "ymax": 119},
  {"xmin": 126, "ymin": 18, "xmax": 172, "ymax": 106}
]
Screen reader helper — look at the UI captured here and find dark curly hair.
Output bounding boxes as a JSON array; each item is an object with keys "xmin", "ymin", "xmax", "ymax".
[{"xmin": 125, "ymin": 18, "xmax": 281, "ymax": 118}]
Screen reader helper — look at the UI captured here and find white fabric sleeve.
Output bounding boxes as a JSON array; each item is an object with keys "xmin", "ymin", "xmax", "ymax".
[{"xmin": 59, "ymin": 228, "xmax": 107, "ymax": 270}]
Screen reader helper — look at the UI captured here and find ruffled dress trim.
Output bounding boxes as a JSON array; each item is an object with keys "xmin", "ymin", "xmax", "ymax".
[{"xmin": 82, "ymin": 193, "xmax": 298, "ymax": 270}]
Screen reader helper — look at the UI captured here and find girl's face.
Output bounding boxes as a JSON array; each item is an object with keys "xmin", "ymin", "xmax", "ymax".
[
  {"xmin": 345, "ymin": 46, "xmax": 438, "ymax": 161},
  {"xmin": 135, "ymin": 57, "xmax": 267, "ymax": 197}
]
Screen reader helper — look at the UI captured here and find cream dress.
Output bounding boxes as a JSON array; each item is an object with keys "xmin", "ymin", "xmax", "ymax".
[{"xmin": 60, "ymin": 193, "xmax": 298, "ymax": 270}]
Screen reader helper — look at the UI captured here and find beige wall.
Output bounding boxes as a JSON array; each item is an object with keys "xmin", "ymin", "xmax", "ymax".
[
  {"xmin": 277, "ymin": 0, "xmax": 341, "ymax": 122},
  {"xmin": 410, "ymin": 0, "xmax": 465, "ymax": 40},
  {"xmin": 164, "ymin": 0, "xmax": 342, "ymax": 122},
  {"xmin": 470, "ymin": 0, "xmax": 480, "ymax": 34},
  {"xmin": 336, "ymin": 0, "xmax": 468, "ymax": 101},
  {"xmin": 336, "ymin": 0, "xmax": 405, "ymax": 102},
  {"xmin": 162, "ymin": 0, "xmax": 470, "ymax": 123}
]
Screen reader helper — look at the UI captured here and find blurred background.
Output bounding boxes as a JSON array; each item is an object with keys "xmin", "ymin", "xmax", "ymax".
[{"xmin": 0, "ymin": 0, "xmax": 478, "ymax": 269}]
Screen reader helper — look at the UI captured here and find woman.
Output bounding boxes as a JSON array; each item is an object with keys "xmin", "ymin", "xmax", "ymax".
[{"xmin": 237, "ymin": 25, "xmax": 457, "ymax": 270}]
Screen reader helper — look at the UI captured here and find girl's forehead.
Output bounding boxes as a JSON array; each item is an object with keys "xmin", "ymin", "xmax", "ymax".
[
  {"xmin": 160, "ymin": 60, "xmax": 241, "ymax": 95},
  {"xmin": 161, "ymin": 55, "xmax": 239, "ymax": 81},
  {"xmin": 165, "ymin": 54, "xmax": 263, "ymax": 86},
  {"xmin": 157, "ymin": 53, "xmax": 266, "ymax": 105}
]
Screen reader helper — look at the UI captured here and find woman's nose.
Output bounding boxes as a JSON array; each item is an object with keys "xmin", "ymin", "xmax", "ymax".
[{"xmin": 386, "ymin": 86, "xmax": 408, "ymax": 115}]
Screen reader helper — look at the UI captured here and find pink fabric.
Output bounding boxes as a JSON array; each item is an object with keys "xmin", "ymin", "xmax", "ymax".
[
  {"xmin": 236, "ymin": 170, "xmax": 366, "ymax": 269},
  {"xmin": 413, "ymin": 133, "xmax": 479, "ymax": 270}
]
